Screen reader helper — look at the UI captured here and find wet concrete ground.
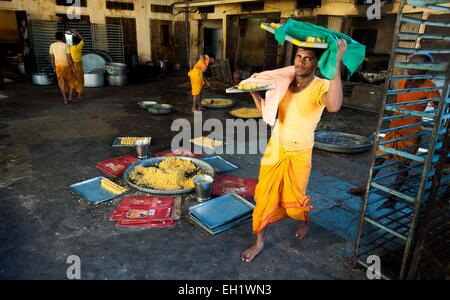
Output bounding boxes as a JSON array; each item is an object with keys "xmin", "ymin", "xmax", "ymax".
[{"xmin": 0, "ymin": 73, "xmax": 378, "ymax": 279}]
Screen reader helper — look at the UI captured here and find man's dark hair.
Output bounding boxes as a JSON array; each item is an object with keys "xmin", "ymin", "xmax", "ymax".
[
  {"xmin": 204, "ymin": 52, "xmax": 216, "ymax": 59},
  {"xmin": 55, "ymin": 32, "xmax": 64, "ymax": 41},
  {"xmin": 73, "ymin": 36, "xmax": 82, "ymax": 45},
  {"xmin": 297, "ymin": 47, "xmax": 325, "ymax": 61}
]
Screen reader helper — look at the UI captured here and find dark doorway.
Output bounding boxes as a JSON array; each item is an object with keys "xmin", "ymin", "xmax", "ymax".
[
  {"xmin": 105, "ymin": 17, "xmax": 137, "ymax": 66},
  {"xmin": 203, "ymin": 28, "xmax": 222, "ymax": 59}
]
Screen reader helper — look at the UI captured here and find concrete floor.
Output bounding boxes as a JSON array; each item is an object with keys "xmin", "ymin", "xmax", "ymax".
[{"xmin": 0, "ymin": 73, "xmax": 378, "ymax": 279}]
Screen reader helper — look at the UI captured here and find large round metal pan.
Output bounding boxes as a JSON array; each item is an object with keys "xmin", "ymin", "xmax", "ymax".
[
  {"xmin": 314, "ymin": 131, "xmax": 372, "ymax": 154},
  {"xmin": 123, "ymin": 156, "xmax": 215, "ymax": 195},
  {"xmin": 200, "ymin": 98, "xmax": 236, "ymax": 109}
]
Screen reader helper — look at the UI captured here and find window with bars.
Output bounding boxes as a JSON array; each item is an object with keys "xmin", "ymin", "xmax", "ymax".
[
  {"xmin": 241, "ymin": 1, "xmax": 264, "ymax": 12},
  {"xmin": 106, "ymin": 1, "xmax": 134, "ymax": 10},
  {"xmin": 198, "ymin": 6, "xmax": 215, "ymax": 14},
  {"xmin": 151, "ymin": 4, "xmax": 172, "ymax": 13},
  {"xmin": 56, "ymin": 0, "xmax": 87, "ymax": 7}
]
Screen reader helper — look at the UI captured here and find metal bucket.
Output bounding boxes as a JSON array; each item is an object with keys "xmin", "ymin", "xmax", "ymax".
[
  {"xmin": 105, "ymin": 62, "xmax": 127, "ymax": 76},
  {"xmin": 32, "ymin": 73, "xmax": 55, "ymax": 85},
  {"xmin": 193, "ymin": 174, "xmax": 214, "ymax": 202},
  {"xmin": 107, "ymin": 74, "xmax": 127, "ymax": 86},
  {"xmin": 84, "ymin": 71, "xmax": 104, "ymax": 87}
]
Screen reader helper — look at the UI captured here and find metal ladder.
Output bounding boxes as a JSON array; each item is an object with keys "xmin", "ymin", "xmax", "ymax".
[{"xmin": 351, "ymin": 0, "xmax": 450, "ymax": 280}]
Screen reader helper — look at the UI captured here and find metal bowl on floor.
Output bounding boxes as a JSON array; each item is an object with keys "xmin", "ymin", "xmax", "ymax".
[
  {"xmin": 123, "ymin": 156, "xmax": 215, "ymax": 195},
  {"xmin": 200, "ymin": 98, "xmax": 236, "ymax": 109},
  {"xmin": 314, "ymin": 131, "xmax": 372, "ymax": 153},
  {"xmin": 137, "ymin": 100, "xmax": 159, "ymax": 109},
  {"xmin": 147, "ymin": 103, "xmax": 173, "ymax": 115}
]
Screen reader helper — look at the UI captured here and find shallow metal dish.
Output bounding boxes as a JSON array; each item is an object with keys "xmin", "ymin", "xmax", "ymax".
[
  {"xmin": 123, "ymin": 156, "xmax": 215, "ymax": 195},
  {"xmin": 137, "ymin": 100, "xmax": 159, "ymax": 109},
  {"xmin": 314, "ymin": 131, "xmax": 372, "ymax": 154},
  {"xmin": 200, "ymin": 98, "xmax": 236, "ymax": 109},
  {"xmin": 147, "ymin": 103, "xmax": 174, "ymax": 115}
]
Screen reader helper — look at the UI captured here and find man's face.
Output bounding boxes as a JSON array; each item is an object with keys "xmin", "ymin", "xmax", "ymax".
[
  {"xmin": 294, "ymin": 48, "xmax": 318, "ymax": 77},
  {"xmin": 407, "ymin": 55, "xmax": 427, "ymax": 76}
]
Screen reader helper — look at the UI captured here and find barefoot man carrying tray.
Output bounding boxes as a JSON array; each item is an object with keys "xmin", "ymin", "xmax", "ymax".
[{"xmin": 238, "ymin": 19, "xmax": 365, "ymax": 262}]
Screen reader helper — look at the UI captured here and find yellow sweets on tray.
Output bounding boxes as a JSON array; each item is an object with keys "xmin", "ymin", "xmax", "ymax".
[
  {"xmin": 120, "ymin": 137, "xmax": 152, "ymax": 146},
  {"xmin": 191, "ymin": 136, "xmax": 223, "ymax": 148},
  {"xmin": 101, "ymin": 178, "xmax": 128, "ymax": 195},
  {"xmin": 230, "ymin": 108, "xmax": 262, "ymax": 119},
  {"xmin": 269, "ymin": 23, "xmax": 282, "ymax": 29},
  {"xmin": 237, "ymin": 84, "xmax": 261, "ymax": 90},
  {"xmin": 305, "ymin": 36, "xmax": 325, "ymax": 43}
]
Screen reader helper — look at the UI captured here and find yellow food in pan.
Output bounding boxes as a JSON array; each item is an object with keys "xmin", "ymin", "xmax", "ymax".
[
  {"xmin": 230, "ymin": 108, "xmax": 262, "ymax": 118},
  {"xmin": 129, "ymin": 157, "xmax": 203, "ymax": 190},
  {"xmin": 101, "ymin": 178, "xmax": 128, "ymax": 194},
  {"xmin": 201, "ymin": 99, "xmax": 233, "ymax": 106},
  {"xmin": 120, "ymin": 137, "xmax": 152, "ymax": 145}
]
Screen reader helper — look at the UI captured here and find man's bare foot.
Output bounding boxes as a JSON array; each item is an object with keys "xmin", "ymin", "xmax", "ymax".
[
  {"xmin": 347, "ymin": 186, "xmax": 366, "ymax": 195},
  {"xmin": 241, "ymin": 243, "xmax": 264, "ymax": 263},
  {"xmin": 295, "ymin": 221, "xmax": 308, "ymax": 239}
]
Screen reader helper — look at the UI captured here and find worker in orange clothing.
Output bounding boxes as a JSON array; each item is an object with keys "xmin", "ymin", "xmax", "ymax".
[
  {"xmin": 348, "ymin": 53, "xmax": 440, "ymax": 207},
  {"xmin": 69, "ymin": 29, "xmax": 85, "ymax": 98},
  {"xmin": 240, "ymin": 40, "xmax": 348, "ymax": 263},
  {"xmin": 49, "ymin": 32, "xmax": 77, "ymax": 104},
  {"xmin": 188, "ymin": 52, "xmax": 215, "ymax": 112}
]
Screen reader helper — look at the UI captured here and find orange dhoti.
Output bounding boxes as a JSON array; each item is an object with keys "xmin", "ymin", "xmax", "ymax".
[
  {"xmin": 188, "ymin": 68, "xmax": 203, "ymax": 96},
  {"xmin": 55, "ymin": 65, "xmax": 77, "ymax": 93},
  {"xmin": 73, "ymin": 62, "xmax": 84, "ymax": 95},
  {"xmin": 376, "ymin": 130, "xmax": 421, "ymax": 160},
  {"xmin": 252, "ymin": 139, "xmax": 313, "ymax": 234}
]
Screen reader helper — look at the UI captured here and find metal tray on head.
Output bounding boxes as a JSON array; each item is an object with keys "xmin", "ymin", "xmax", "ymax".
[
  {"xmin": 260, "ymin": 23, "xmax": 329, "ymax": 49},
  {"xmin": 225, "ymin": 84, "xmax": 274, "ymax": 94},
  {"xmin": 112, "ymin": 136, "xmax": 152, "ymax": 147},
  {"xmin": 200, "ymin": 156, "xmax": 238, "ymax": 173},
  {"xmin": 69, "ymin": 176, "xmax": 127, "ymax": 204},
  {"xmin": 314, "ymin": 131, "xmax": 372, "ymax": 153},
  {"xmin": 123, "ymin": 156, "xmax": 215, "ymax": 195}
]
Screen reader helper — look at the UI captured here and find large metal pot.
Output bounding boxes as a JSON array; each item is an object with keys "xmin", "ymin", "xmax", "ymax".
[
  {"xmin": 84, "ymin": 70, "xmax": 104, "ymax": 87},
  {"xmin": 107, "ymin": 74, "xmax": 127, "ymax": 86},
  {"xmin": 32, "ymin": 73, "xmax": 55, "ymax": 85},
  {"xmin": 105, "ymin": 62, "xmax": 127, "ymax": 76}
]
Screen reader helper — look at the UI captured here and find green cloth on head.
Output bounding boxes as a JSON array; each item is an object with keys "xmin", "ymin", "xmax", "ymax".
[{"xmin": 274, "ymin": 19, "xmax": 366, "ymax": 80}]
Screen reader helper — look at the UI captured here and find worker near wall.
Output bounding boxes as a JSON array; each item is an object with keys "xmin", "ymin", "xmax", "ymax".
[
  {"xmin": 241, "ymin": 40, "xmax": 348, "ymax": 263},
  {"xmin": 188, "ymin": 52, "xmax": 215, "ymax": 112},
  {"xmin": 69, "ymin": 29, "xmax": 85, "ymax": 98},
  {"xmin": 348, "ymin": 53, "xmax": 440, "ymax": 207},
  {"xmin": 49, "ymin": 32, "xmax": 77, "ymax": 104}
]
